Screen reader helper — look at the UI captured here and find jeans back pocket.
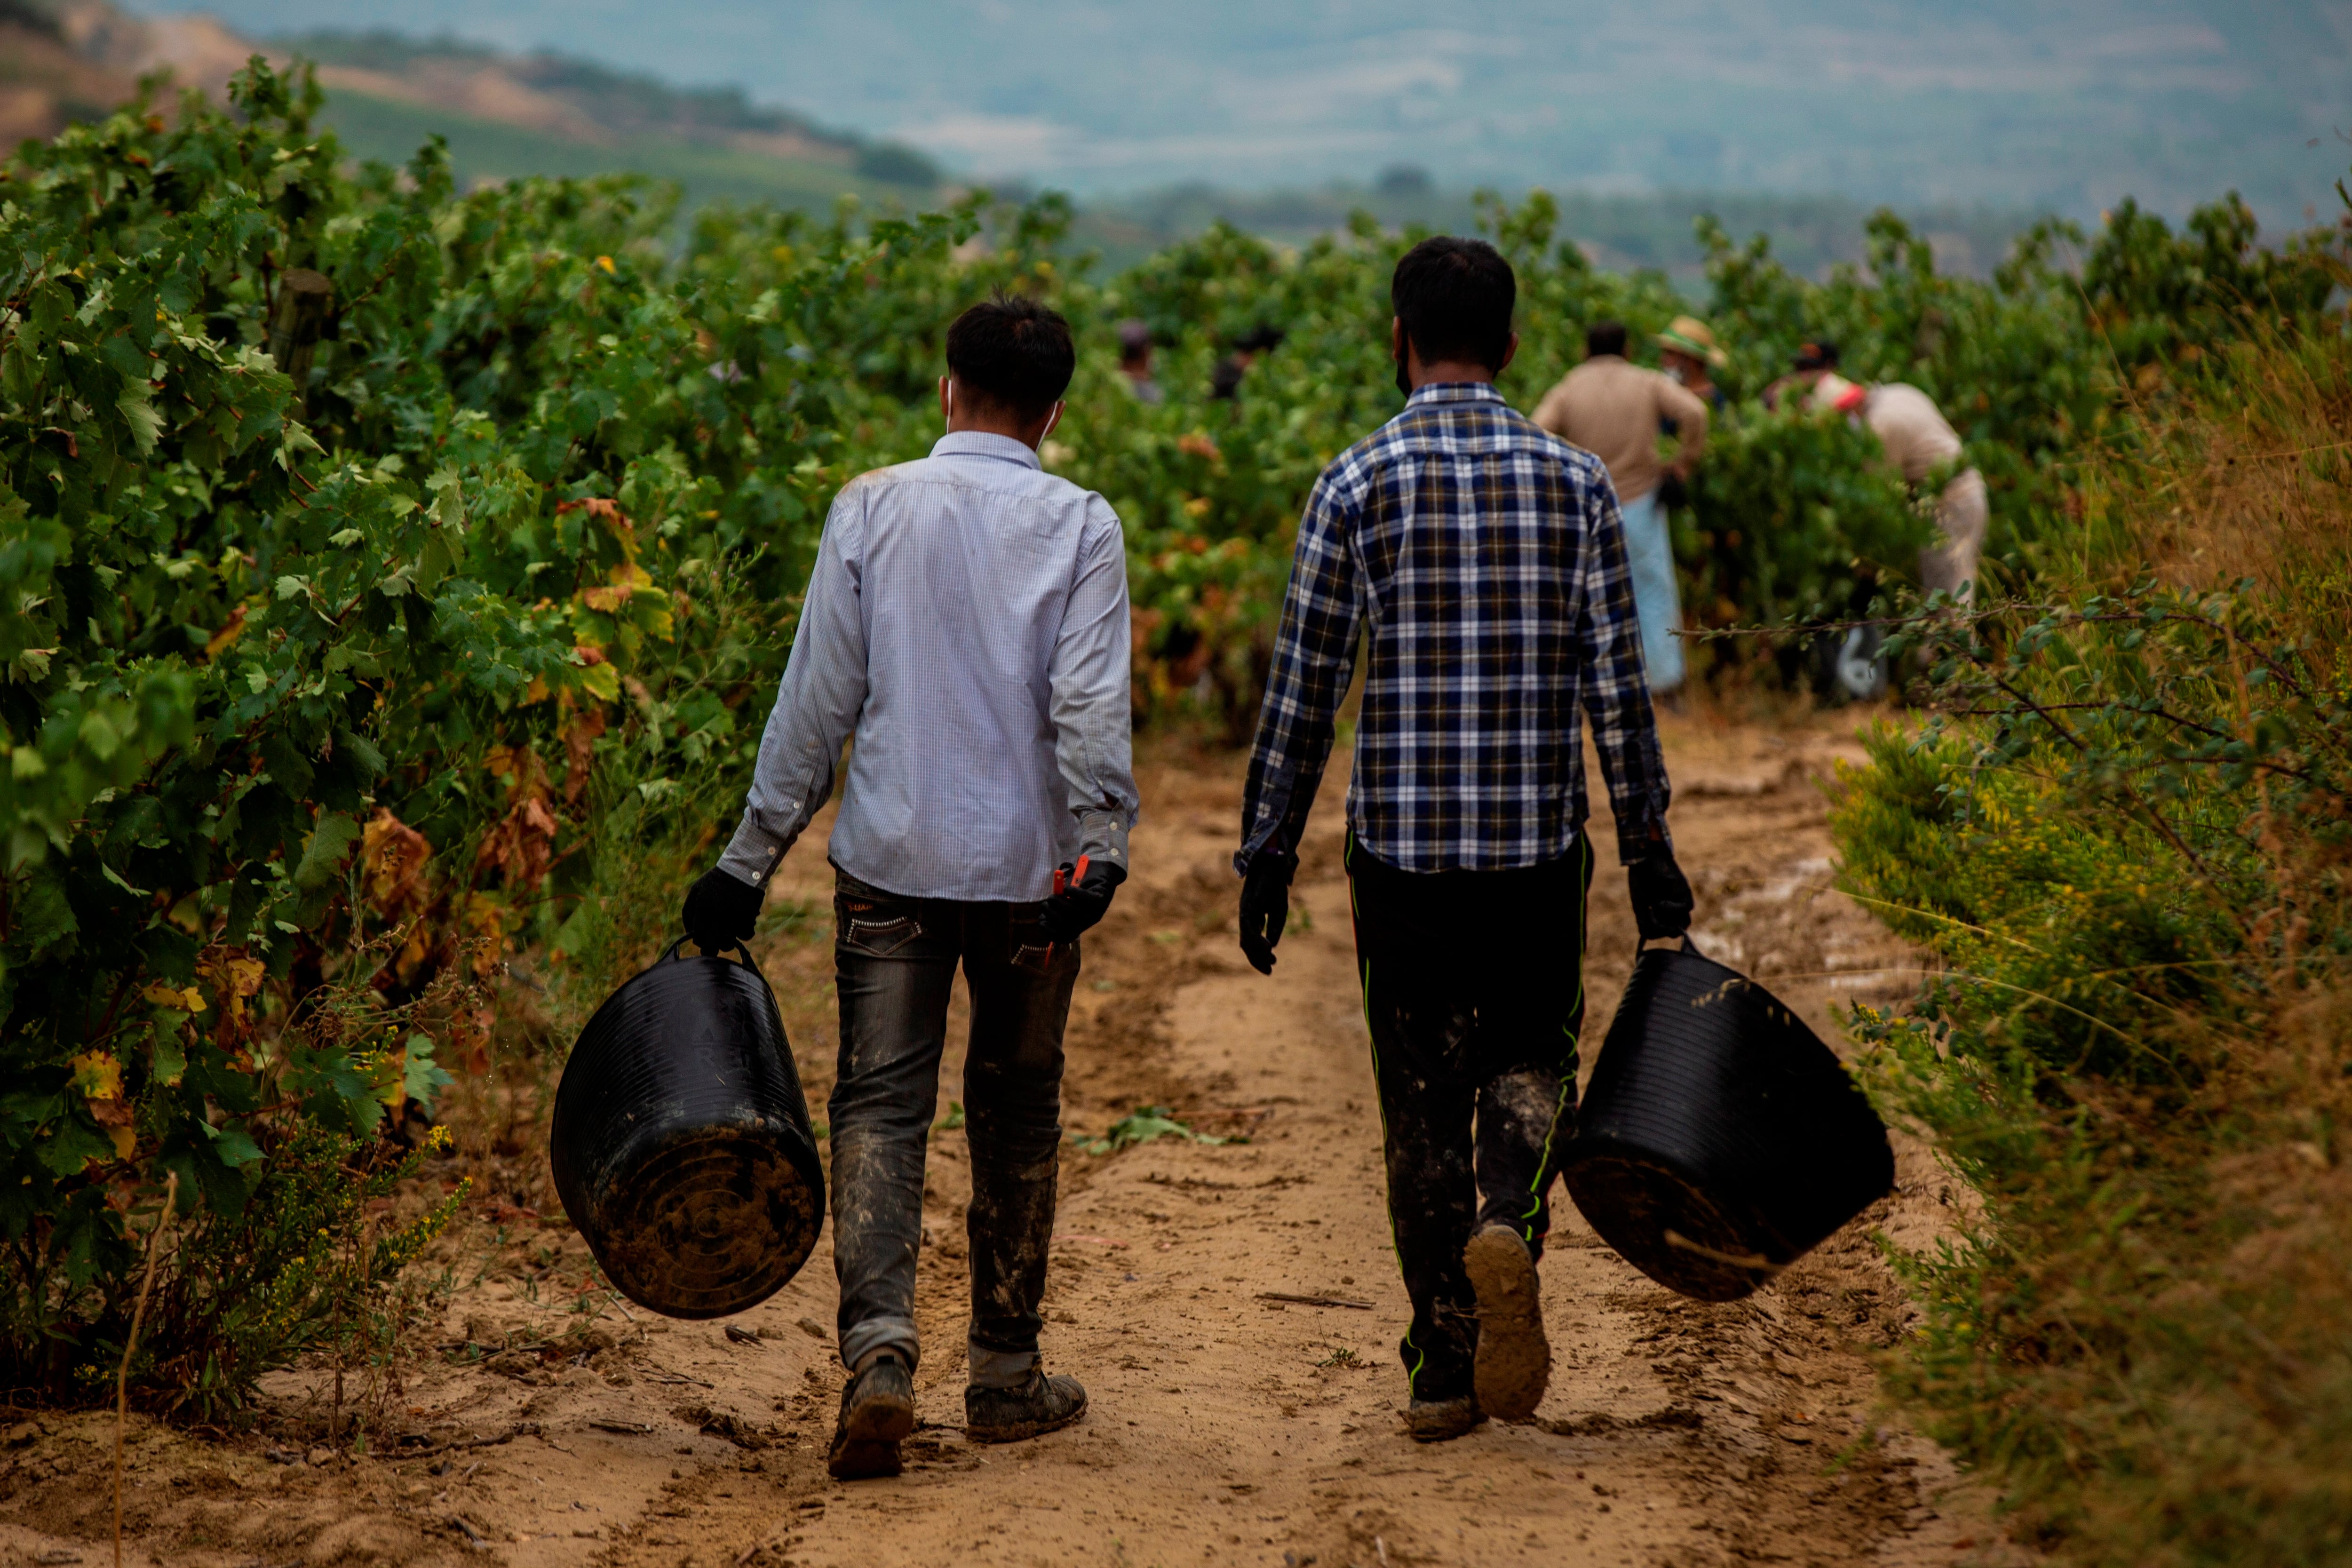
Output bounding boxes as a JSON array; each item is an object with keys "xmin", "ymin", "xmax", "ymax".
[{"xmin": 839, "ymin": 898, "xmax": 924, "ymax": 958}]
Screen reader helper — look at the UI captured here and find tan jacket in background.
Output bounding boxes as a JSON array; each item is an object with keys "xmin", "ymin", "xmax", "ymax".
[
  {"xmin": 1807, "ymin": 375, "xmax": 1963, "ymax": 485},
  {"xmin": 1529, "ymin": 355, "xmax": 1709, "ymax": 504}
]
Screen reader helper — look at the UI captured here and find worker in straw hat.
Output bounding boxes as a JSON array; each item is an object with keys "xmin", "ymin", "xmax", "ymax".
[{"xmin": 1656, "ymin": 315, "xmax": 1729, "ymax": 409}]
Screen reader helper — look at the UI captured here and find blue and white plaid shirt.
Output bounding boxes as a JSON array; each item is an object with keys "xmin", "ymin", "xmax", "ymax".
[{"xmin": 1238, "ymin": 381, "xmax": 1672, "ymax": 875}]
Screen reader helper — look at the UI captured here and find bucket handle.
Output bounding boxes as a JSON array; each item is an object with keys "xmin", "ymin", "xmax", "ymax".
[
  {"xmin": 1642, "ymin": 931, "xmax": 1708, "ymax": 959},
  {"xmin": 660, "ymin": 933, "xmax": 760, "ymax": 971}
]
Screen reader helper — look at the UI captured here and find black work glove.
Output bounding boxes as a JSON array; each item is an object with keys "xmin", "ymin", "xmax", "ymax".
[
  {"xmin": 1041, "ymin": 859, "xmax": 1125, "ymax": 943},
  {"xmin": 683, "ymin": 866, "xmax": 763, "ymax": 955},
  {"xmin": 1627, "ymin": 849, "xmax": 1695, "ymax": 943},
  {"xmin": 1237, "ymin": 851, "xmax": 1296, "ymax": 976},
  {"xmin": 1656, "ymin": 470, "xmax": 1690, "ymax": 511}
]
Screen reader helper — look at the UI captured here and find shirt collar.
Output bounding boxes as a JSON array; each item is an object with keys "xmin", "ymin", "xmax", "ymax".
[
  {"xmin": 930, "ymin": 430, "xmax": 1043, "ymax": 469},
  {"xmin": 1405, "ymin": 381, "xmax": 1507, "ymax": 408}
]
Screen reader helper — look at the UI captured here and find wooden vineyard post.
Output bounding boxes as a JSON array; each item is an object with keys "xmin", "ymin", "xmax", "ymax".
[
  {"xmin": 114, "ymin": 1170, "xmax": 179, "ymax": 1568},
  {"xmin": 265, "ymin": 268, "xmax": 334, "ymax": 412}
]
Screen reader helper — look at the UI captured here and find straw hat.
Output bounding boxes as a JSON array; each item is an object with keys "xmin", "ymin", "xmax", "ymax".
[{"xmin": 1657, "ymin": 315, "xmax": 1729, "ymax": 368}]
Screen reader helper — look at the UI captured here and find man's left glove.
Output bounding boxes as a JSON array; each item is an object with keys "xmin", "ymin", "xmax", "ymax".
[
  {"xmin": 683, "ymin": 866, "xmax": 764, "ymax": 954},
  {"xmin": 1627, "ymin": 848, "xmax": 1695, "ymax": 943},
  {"xmin": 1041, "ymin": 859, "xmax": 1126, "ymax": 944}
]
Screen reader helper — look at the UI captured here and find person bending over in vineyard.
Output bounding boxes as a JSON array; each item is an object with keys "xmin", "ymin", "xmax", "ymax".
[
  {"xmin": 1233, "ymin": 238, "xmax": 1693, "ymax": 1441},
  {"xmin": 681, "ymin": 292, "xmax": 1139, "ymax": 1480},
  {"xmin": 1785, "ymin": 339, "xmax": 1990, "ymax": 604},
  {"xmin": 1530, "ymin": 320, "xmax": 1709, "ymax": 697}
]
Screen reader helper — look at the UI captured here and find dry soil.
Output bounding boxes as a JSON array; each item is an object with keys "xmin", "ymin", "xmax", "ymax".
[{"xmin": 0, "ymin": 709, "xmax": 2031, "ymax": 1568}]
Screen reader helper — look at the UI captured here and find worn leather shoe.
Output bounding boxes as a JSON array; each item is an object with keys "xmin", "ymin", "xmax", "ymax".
[
  {"xmin": 1404, "ymin": 1394, "xmax": 1486, "ymax": 1443},
  {"xmin": 827, "ymin": 1353, "xmax": 915, "ymax": 1480},
  {"xmin": 965, "ymin": 1369, "xmax": 1088, "ymax": 1444}
]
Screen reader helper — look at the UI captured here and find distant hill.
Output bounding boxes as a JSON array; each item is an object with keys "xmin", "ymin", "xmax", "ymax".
[
  {"xmin": 0, "ymin": 2, "xmax": 946, "ymax": 215},
  {"xmin": 1074, "ymin": 176, "xmax": 2034, "ymax": 283},
  {"xmin": 274, "ymin": 30, "xmax": 946, "ymax": 205},
  {"xmin": 114, "ymin": 0, "xmax": 2349, "ymax": 229}
]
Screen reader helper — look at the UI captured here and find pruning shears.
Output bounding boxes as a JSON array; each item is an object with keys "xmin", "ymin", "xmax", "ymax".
[{"xmin": 1046, "ymin": 853, "xmax": 1090, "ymax": 959}]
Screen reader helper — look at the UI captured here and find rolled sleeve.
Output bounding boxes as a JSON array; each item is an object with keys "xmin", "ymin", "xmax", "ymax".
[
  {"xmin": 1659, "ymin": 377, "xmax": 1709, "ymax": 465},
  {"xmin": 1048, "ymin": 500, "xmax": 1140, "ymax": 874},
  {"xmin": 717, "ymin": 490, "xmax": 871, "ymax": 887}
]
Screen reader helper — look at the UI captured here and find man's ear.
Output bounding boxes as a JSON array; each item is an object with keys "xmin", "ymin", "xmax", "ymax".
[
  {"xmin": 1041, "ymin": 400, "xmax": 1065, "ymax": 442},
  {"xmin": 938, "ymin": 375, "xmax": 954, "ymax": 424},
  {"xmin": 1391, "ymin": 316, "xmax": 1406, "ymax": 362},
  {"xmin": 1498, "ymin": 330, "xmax": 1519, "ymax": 375}
]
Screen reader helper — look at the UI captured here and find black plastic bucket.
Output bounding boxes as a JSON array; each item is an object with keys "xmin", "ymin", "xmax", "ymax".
[
  {"xmin": 549, "ymin": 939, "xmax": 826, "ymax": 1319},
  {"xmin": 1559, "ymin": 939, "xmax": 1892, "ymax": 1302}
]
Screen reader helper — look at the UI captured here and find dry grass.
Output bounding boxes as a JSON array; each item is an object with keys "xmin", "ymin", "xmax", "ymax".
[{"xmin": 1844, "ymin": 319, "xmax": 2352, "ymax": 1564}]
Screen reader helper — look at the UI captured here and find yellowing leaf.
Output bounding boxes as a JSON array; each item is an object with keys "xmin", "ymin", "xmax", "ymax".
[
  {"xmin": 595, "ymin": 255, "xmax": 616, "ymax": 275},
  {"xmin": 143, "ymin": 981, "xmax": 206, "ymax": 1013},
  {"xmin": 578, "ymin": 660, "xmax": 621, "ymax": 703},
  {"xmin": 108, "ymin": 1125, "xmax": 136, "ymax": 1160},
  {"xmin": 69, "ymin": 1050, "xmax": 123, "ymax": 1102},
  {"xmin": 204, "ymin": 605, "xmax": 249, "ymax": 659}
]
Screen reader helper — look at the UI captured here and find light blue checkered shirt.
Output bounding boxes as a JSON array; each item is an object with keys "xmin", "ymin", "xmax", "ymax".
[{"xmin": 719, "ymin": 431, "xmax": 1139, "ymax": 902}]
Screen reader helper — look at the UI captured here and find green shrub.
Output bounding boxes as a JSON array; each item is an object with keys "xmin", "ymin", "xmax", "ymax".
[
  {"xmin": 1831, "ymin": 326, "xmax": 2352, "ymax": 1560},
  {"xmin": 1684, "ymin": 402, "xmax": 1935, "ymax": 629},
  {"xmin": 0, "ymin": 62, "xmax": 1053, "ymax": 1407}
]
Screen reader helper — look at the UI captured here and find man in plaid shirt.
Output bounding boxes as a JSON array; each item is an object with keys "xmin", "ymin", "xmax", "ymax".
[{"xmin": 1235, "ymin": 237, "xmax": 1694, "ymax": 1441}]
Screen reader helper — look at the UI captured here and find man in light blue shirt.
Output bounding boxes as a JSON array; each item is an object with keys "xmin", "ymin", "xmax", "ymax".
[{"xmin": 683, "ymin": 293, "xmax": 1138, "ymax": 1480}]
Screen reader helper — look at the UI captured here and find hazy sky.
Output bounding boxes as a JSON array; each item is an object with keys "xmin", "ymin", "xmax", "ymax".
[{"xmin": 127, "ymin": 0, "xmax": 2352, "ymax": 219}]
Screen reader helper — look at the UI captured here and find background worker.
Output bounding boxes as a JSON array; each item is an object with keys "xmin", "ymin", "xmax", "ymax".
[
  {"xmin": 1790, "ymin": 339, "xmax": 1990, "ymax": 602},
  {"xmin": 1210, "ymin": 322, "xmax": 1285, "ymax": 400},
  {"xmin": 1116, "ymin": 318, "xmax": 1162, "ymax": 403},
  {"xmin": 1531, "ymin": 321, "xmax": 1709, "ymax": 695},
  {"xmin": 1656, "ymin": 314, "xmax": 1730, "ymax": 410},
  {"xmin": 1234, "ymin": 238, "xmax": 1694, "ymax": 1443},
  {"xmin": 680, "ymin": 293, "xmax": 1139, "ymax": 1482}
]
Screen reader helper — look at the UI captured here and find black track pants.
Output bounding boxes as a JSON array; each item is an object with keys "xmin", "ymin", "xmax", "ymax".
[{"xmin": 1346, "ymin": 833, "xmax": 1594, "ymax": 1403}]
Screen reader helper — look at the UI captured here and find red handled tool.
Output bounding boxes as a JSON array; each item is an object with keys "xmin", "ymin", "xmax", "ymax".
[{"xmin": 1046, "ymin": 853, "xmax": 1089, "ymax": 958}]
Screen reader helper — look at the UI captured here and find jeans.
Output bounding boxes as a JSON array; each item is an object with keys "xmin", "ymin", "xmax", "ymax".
[
  {"xmin": 826, "ymin": 868, "xmax": 1078, "ymax": 1388},
  {"xmin": 1346, "ymin": 833, "xmax": 1594, "ymax": 1402},
  {"xmin": 1619, "ymin": 487, "xmax": 1686, "ymax": 693}
]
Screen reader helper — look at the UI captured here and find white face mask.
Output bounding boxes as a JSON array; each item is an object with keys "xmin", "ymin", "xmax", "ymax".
[{"xmin": 1664, "ymin": 363, "xmax": 1689, "ymax": 386}]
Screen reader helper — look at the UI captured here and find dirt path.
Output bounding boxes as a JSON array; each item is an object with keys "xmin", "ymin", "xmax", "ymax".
[{"xmin": 1, "ymin": 711, "xmax": 2021, "ymax": 1568}]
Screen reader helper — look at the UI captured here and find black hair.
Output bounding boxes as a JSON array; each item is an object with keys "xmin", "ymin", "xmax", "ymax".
[
  {"xmin": 1793, "ymin": 338, "xmax": 1841, "ymax": 370},
  {"xmin": 1391, "ymin": 237, "xmax": 1515, "ymax": 372},
  {"xmin": 1231, "ymin": 323, "xmax": 1286, "ymax": 355},
  {"xmin": 945, "ymin": 291, "xmax": 1075, "ymax": 421},
  {"xmin": 1116, "ymin": 318, "xmax": 1153, "ymax": 362},
  {"xmin": 1585, "ymin": 320, "xmax": 1629, "ymax": 358}
]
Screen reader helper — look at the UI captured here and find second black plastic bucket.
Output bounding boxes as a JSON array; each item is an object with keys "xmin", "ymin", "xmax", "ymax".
[
  {"xmin": 549, "ymin": 939, "xmax": 825, "ymax": 1319},
  {"xmin": 1559, "ymin": 938, "xmax": 1893, "ymax": 1302}
]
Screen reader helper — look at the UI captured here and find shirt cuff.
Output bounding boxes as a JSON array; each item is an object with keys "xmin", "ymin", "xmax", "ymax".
[
  {"xmin": 716, "ymin": 806, "xmax": 795, "ymax": 888},
  {"xmin": 1615, "ymin": 811, "xmax": 1673, "ymax": 866},
  {"xmin": 1077, "ymin": 811, "xmax": 1129, "ymax": 876}
]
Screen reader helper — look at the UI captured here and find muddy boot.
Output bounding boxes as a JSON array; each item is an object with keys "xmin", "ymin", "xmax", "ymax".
[
  {"xmin": 1404, "ymin": 1394, "xmax": 1486, "ymax": 1443},
  {"xmin": 1465, "ymin": 1223, "xmax": 1549, "ymax": 1422},
  {"xmin": 965, "ymin": 1369, "xmax": 1088, "ymax": 1444},
  {"xmin": 827, "ymin": 1352, "xmax": 915, "ymax": 1480}
]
